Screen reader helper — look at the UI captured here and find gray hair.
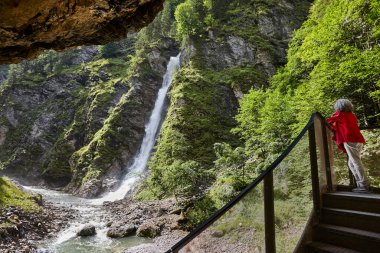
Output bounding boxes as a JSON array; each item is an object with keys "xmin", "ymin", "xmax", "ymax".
[{"xmin": 334, "ymin": 99, "xmax": 353, "ymax": 112}]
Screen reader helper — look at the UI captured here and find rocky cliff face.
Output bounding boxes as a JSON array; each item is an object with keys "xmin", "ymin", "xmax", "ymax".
[
  {"xmin": 146, "ymin": 0, "xmax": 312, "ymax": 198},
  {"xmin": 0, "ymin": 0, "xmax": 164, "ymax": 64},
  {"xmin": 0, "ymin": 0, "xmax": 311, "ymax": 199},
  {"xmin": 0, "ymin": 47, "xmax": 99, "ymax": 185},
  {"xmin": 0, "ymin": 35, "xmax": 179, "ymax": 197},
  {"xmin": 67, "ymin": 40, "xmax": 178, "ymax": 197}
]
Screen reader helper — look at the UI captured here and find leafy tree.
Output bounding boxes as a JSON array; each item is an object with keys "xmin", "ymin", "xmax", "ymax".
[
  {"xmin": 175, "ymin": 0, "xmax": 206, "ymax": 41},
  {"xmin": 230, "ymin": 0, "xmax": 380, "ymax": 199}
]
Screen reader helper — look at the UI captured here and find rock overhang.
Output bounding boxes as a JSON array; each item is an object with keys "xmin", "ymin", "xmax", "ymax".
[{"xmin": 0, "ymin": 0, "xmax": 164, "ymax": 64}]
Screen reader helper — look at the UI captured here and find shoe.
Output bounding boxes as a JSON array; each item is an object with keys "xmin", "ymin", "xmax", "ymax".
[{"xmin": 352, "ymin": 187, "xmax": 371, "ymax": 193}]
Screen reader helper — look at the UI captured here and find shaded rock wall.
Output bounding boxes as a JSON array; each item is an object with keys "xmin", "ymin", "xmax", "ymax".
[
  {"xmin": 0, "ymin": 46, "xmax": 100, "ymax": 185},
  {"xmin": 0, "ymin": 34, "xmax": 179, "ymax": 196},
  {"xmin": 67, "ymin": 41, "xmax": 179, "ymax": 197}
]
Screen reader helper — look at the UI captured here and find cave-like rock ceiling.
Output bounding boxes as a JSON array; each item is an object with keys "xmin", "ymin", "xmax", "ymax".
[{"xmin": 0, "ymin": 0, "xmax": 164, "ymax": 64}]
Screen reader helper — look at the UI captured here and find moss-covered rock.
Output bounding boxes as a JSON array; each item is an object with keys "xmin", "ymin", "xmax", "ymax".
[
  {"xmin": 66, "ymin": 41, "xmax": 179, "ymax": 197},
  {"xmin": 0, "ymin": 177, "xmax": 39, "ymax": 211},
  {"xmin": 0, "ymin": 40, "xmax": 137, "ymax": 188}
]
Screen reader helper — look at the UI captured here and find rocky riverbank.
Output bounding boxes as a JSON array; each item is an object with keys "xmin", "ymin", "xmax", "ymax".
[
  {"xmin": 103, "ymin": 197, "xmax": 187, "ymax": 238},
  {"xmin": 0, "ymin": 201, "xmax": 74, "ymax": 252}
]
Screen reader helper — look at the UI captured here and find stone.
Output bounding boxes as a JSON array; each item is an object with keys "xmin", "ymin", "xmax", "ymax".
[
  {"xmin": 0, "ymin": 0, "xmax": 165, "ymax": 64},
  {"xmin": 107, "ymin": 224, "xmax": 136, "ymax": 238},
  {"xmin": 77, "ymin": 225, "xmax": 96, "ymax": 237},
  {"xmin": 210, "ymin": 230, "xmax": 224, "ymax": 238},
  {"xmin": 136, "ymin": 221, "xmax": 161, "ymax": 238}
]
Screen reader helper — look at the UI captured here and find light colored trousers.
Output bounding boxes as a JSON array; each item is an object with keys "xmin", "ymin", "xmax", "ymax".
[{"xmin": 344, "ymin": 142, "xmax": 368, "ymax": 188}]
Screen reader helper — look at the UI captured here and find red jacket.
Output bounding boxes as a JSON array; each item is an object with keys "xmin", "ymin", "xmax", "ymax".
[{"xmin": 327, "ymin": 111, "xmax": 365, "ymax": 153}]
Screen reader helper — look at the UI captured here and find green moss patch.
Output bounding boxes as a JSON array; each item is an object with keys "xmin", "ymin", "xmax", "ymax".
[{"xmin": 0, "ymin": 177, "xmax": 39, "ymax": 212}]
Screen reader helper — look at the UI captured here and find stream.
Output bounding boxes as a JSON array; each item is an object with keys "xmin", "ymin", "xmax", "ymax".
[{"xmin": 23, "ymin": 54, "xmax": 181, "ymax": 253}]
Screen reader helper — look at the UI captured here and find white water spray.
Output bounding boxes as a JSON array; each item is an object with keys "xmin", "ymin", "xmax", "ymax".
[{"xmin": 92, "ymin": 53, "xmax": 180, "ymax": 204}]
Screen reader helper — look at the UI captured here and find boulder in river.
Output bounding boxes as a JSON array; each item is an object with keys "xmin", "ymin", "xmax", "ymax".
[
  {"xmin": 107, "ymin": 224, "xmax": 136, "ymax": 238},
  {"xmin": 77, "ymin": 225, "xmax": 96, "ymax": 237}
]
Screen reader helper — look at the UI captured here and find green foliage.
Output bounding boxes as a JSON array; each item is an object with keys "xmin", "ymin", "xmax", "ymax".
[
  {"xmin": 214, "ymin": 143, "xmax": 247, "ymax": 179},
  {"xmin": 200, "ymin": 0, "xmax": 379, "ymax": 238},
  {"xmin": 185, "ymin": 195, "xmax": 218, "ymax": 228},
  {"xmin": 136, "ymin": 0, "xmax": 180, "ymax": 48},
  {"xmin": 221, "ymin": 2, "xmax": 379, "ymax": 231},
  {"xmin": 205, "ymin": 137, "xmax": 312, "ymax": 252},
  {"xmin": 208, "ymin": 175, "xmax": 244, "ymax": 209},
  {"xmin": 175, "ymin": 0, "xmax": 206, "ymax": 41},
  {"xmin": 232, "ymin": 88, "xmax": 297, "ymax": 176},
  {"xmin": 139, "ymin": 0, "xmax": 312, "ymax": 229},
  {"xmin": 0, "ymin": 177, "xmax": 39, "ymax": 211},
  {"xmin": 286, "ymin": 0, "xmax": 379, "ymax": 124},
  {"xmin": 233, "ymin": 0, "xmax": 380, "ymax": 178},
  {"xmin": 160, "ymin": 160, "xmax": 210, "ymax": 198},
  {"xmin": 0, "ymin": 32, "xmax": 138, "ymax": 186},
  {"xmin": 362, "ymin": 129, "xmax": 380, "ymax": 187}
]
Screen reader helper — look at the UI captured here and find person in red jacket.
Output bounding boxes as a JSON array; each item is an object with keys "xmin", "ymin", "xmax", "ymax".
[{"xmin": 327, "ymin": 99, "xmax": 369, "ymax": 193}]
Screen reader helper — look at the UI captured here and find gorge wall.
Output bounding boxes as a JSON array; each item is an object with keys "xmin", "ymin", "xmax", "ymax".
[
  {"xmin": 0, "ymin": 0, "xmax": 312, "ymax": 199},
  {"xmin": 0, "ymin": 35, "xmax": 178, "ymax": 197}
]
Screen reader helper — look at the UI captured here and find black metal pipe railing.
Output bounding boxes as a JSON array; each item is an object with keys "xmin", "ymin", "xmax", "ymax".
[
  {"xmin": 165, "ymin": 112, "xmax": 328, "ymax": 253},
  {"xmin": 165, "ymin": 113, "xmax": 379, "ymax": 253}
]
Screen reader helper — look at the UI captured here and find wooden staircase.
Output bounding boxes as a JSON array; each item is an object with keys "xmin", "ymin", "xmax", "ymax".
[
  {"xmin": 164, "ymin": 114, "xmax": 380, "ymax": 253},
  {"xmin": 306, "ymin": 191, "xmax": 380, "ymax": 253}
]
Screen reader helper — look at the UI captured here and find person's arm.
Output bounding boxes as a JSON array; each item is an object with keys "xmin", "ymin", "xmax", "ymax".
[{"xmin": 327, "ymin": 112, "xmax": 340, "ymax": 129}]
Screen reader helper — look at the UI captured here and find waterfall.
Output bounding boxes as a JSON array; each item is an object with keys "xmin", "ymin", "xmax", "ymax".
[{"xmin": 93, "ymin": 53, "xmax": 180, "ymax": 204}]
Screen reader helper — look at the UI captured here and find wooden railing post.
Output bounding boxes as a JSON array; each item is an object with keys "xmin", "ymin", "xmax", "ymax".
[
  {"xmin": 321, "ymin": 120, "xmax": 333, "ymax": 191},
  {"xmin": 308, "ymin": 124, "xmax": 321, "ymax": 217},
  {"xmin": 264, "ymin": 171, "xmax": 276, "ymax": 253}
]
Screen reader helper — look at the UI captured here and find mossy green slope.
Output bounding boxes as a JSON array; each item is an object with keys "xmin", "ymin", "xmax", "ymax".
[
  {"xmin": 146, "ymin": 65, "xmax": 240, "ymax": 198},
  {"xmin": 0, "ymin": 177, "xmax": 39, "ymax": 211},
  {"xmin": 141, "ymin": 0, "xmax": 311, "ymax": 203}
]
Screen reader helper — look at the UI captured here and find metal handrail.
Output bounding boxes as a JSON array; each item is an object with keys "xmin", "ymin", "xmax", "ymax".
[{"xmin": 165, "ymin": 112, "xmax": 330, "ymax": 253}]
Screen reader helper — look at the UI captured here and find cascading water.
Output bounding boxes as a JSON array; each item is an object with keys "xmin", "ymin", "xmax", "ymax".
[
  {"xmin": 93, "ymin": 53, "xmax": 180, "ymax": 204},
  {"xmin": 25, "ymin": 53, "xmax": 181, "ymax": 252}
]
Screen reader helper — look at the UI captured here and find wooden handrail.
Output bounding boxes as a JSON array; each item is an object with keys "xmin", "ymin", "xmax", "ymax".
[
  {"xmin": 308, "ymin": 124, "xmax": 321, "ymax": 217},
  {"xmin": 264, "ymin": 171, "xmax": 275, "ymax": 253}
]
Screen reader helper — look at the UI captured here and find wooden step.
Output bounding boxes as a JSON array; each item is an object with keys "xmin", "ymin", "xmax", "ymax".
[
  {"xmin": 337, "ymin": 185, "xmax": 380, "ymax": 194},
  {"xmin": 323, "ymin": 192, "xmax": 380, "ymax": 213},
  {"xmin": 321, "ymin": 208, "xmax": 380, "ymax": 233},
  {"xmin": 306, "ymin": 242, "xmax": 361, "ymax": 253},
  {"xmin": 314, "ymin": 224, "xmax": 380, "ymax": 253}
]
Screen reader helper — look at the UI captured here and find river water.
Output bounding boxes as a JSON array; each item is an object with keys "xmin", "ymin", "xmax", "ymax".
[{"xmin": 24, "ymin": 54, "xmax": 181, "ymax": 253}]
